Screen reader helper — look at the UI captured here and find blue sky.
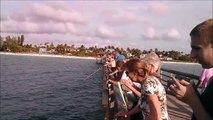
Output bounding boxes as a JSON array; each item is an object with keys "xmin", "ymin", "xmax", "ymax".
[{"xmin": 1, "ymin": 0, "xmax": 212, "ymax": 53}]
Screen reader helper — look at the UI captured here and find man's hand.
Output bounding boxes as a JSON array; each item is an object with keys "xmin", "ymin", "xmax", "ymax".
[{"xmin": 169, "ymin": 77, "xmax": 195, "ymax": 103}]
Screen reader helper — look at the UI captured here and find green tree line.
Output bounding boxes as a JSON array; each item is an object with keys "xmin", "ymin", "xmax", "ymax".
[{"xmin": 0, "ymin": 35, "xmax": 194, "ymax": 62}]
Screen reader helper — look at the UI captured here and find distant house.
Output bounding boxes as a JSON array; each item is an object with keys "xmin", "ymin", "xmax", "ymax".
[
  {"xmin": 39, "ymin": 46, "xmax": 47, "ymax": 54},
  {"xmin": 47, "ymin": 49, "xmax": 56, "ymax": 54},
  {"xmin": 105, "ymin": 48, "xmax": 114, "ymax": 53},
  {"xmin": 85, "ymin": 49, "xmax": 93, "ymax": 53},
  {"xmin": 66, "ymin": 48, "xmax": 79, "ymax": 52},
  {"xmin": 65, "ymin": 48, "xmax": 72, "ymax": 52},
  {"xmin": 165, "ymin": 57, "xmax": 173, "ymax": 61},
  {"xmin": 140, "ymin": 54, "xmax": 146, "ymax": 59}
]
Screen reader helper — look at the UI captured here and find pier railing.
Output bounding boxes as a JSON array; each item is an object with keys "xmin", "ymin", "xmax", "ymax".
[
  {"xmin": 102, "ymin": 66, "xmax": 199, "ymax": 120},
  {"xmin": 160, "ymin": 68, "xmax": 199, "ymax": 81},
  {"xmin": 160, "ymin": 68, "xmax": 199, "ymax": 90}
]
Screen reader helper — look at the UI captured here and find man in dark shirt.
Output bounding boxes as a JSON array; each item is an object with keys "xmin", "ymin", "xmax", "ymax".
[{"xmin": 170, "ymin": 19, "xmax": 213, "ymax": 120}]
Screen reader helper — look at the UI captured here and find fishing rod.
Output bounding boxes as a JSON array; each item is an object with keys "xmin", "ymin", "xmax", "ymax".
[{"xmin": 83, "ymin": 65, "xmax": 104, "ymax": 80}]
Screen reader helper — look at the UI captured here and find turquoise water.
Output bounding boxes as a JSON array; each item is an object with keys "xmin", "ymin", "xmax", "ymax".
[{"xmin": 0, "ymin": 54, "xmax": 202, "ymax": 120}]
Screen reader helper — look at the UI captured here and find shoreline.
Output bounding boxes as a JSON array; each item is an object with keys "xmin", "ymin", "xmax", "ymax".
[
  {"xmin": 0, "ymin": 52, "xmax": 199, "ymax": 65},
  {"xmin": 0, "ymin": 52, "xmax": 96, "ymax": 60}
]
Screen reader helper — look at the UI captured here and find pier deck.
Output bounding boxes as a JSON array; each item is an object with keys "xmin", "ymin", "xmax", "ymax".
[
  {"xmin": 166, "ymin": 91, "xmax": 192, "ymax": 120},
  {"xmin": 161, "ymin": 80, "xmax": 192, "ymax": 120}
]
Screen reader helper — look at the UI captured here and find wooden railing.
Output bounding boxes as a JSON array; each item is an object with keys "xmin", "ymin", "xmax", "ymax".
[{"xmin": 160, "ymin": 68, "xmax": 199, "ymax": 84}]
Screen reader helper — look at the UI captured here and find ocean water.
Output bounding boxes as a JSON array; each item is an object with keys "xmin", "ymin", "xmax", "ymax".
[
  {"xmin": 0, "ymin": 55, "xmax": 203, "ymax": 120},
  {"xmin": 0, "ymin": 55, "xmax": 104, "ymax": 120}
]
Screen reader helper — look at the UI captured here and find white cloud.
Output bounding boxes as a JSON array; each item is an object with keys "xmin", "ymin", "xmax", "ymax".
[
  {"xmin": 124, "ymin": 11, "xmax": 142, "ymax": 22},
  {"xmin": 142, "ymin": 27, "xmax": 181, "ymax": 40},
  {"xmin": 1, "ymin": 20, "xmax": 38, "ymax": 33},
  {"xmin": 104, "ymin": 10, "xmax": 142, "ymax": 26},
  {"xmin": 31, "ymin": 3, "xmax": 86, "ymax": 24},
  {"xmin": 1, "ymin": 19, "xmax": 77, "ymax": 34},
  {"xmin": 102, "ymin": 9, "xmax": 118, "ymax": 18},
  {"xmin": 95, "ymin": 25, "xmax": 118, "ymax": 39},
  {"xmin": 148, "ymin": 2, "xmax": 169, "ymax": 16},
  {"xmin": 167, "ymin": 28, "xmax": 181, "ymax": 39},
  {"xmin": 10, "ymin": 12, "xmax": 27, "ymax": 21},
  {"xmin": 143, "ymin": 27, "xmax": 156, "ymax": 39},
  {"xmin": 65, "ymin": 23, "xmax": 76, "ymax": 33}
]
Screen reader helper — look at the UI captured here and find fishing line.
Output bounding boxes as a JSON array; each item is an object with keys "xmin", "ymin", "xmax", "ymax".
[{"xmin": 83, "ymin": 65, "xmax": 104, "ymax": 80}]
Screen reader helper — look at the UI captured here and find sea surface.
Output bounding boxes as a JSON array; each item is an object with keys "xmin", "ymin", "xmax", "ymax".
[
  {"xmin": 161, "ymin": 62, "xmax": 202, "ymax": 76},
  {"xmin": 1, "ymin": 55, "xmax": 104, "ymax": 120},
  {"xmin": 0, "ymin": 54, "xmax": 202, "ymax": 120}
]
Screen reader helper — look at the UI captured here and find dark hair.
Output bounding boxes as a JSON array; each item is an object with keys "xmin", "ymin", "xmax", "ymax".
[
  {"xmin": 116, "ymin": 60, "xmax": 125, "ymax": 70},
  {"xmin": 124, "ymin": 58, "xmax": 147, "ymax": 77},
  {"xmin": 190, "ymin": 19, "xmax": 213, "ymax": 47}
]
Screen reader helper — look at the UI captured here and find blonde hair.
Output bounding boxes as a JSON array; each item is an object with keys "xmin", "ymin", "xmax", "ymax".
[{"xmin": 142, "ymin": 52, "xmax": 161, "ymax": 72}]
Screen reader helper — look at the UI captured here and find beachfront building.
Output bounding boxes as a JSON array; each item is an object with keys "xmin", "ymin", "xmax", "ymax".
[
  {"xmin": 163, "ymin": 57, "xmax": 173, "ymax": 61},
  {"xmin": 66, "ymin": 48, "xmax": 79, "ymax": 52},
  {"xmin": 47, "ymin": 49, "xmax": 56, "ymax": 54},
  {"xmin": 166, "ymin": 57, "xmax": 173, "ymax": 61},
  {"xmin": 85, "ymin": 49, "xmax": 93, "ymax": 54},
  {"xmin": 140, "ymin": 54, "xmax": 146, "ymax": 59},
  {"xmin": 39, "ymin": 45, "xmax": 47, "ymax": 54}
]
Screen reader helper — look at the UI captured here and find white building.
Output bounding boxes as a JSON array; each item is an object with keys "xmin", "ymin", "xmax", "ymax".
[{"xmin": 39, "ymin": 46, "xmax": 47, "ymax": 54}]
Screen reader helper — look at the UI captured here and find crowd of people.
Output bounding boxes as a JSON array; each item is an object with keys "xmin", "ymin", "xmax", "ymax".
[{"xmin": 102, "ymin": 18, "xmax": 213, "ymax": 120}]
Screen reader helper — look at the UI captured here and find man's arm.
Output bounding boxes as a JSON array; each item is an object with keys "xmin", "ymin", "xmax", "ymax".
[{"xmin": 188, "ymin": 90, "xmax": 212, "ymax": 120}]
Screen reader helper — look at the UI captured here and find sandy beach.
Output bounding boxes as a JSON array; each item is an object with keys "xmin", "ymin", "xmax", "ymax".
[{"xmin": 0, "ymin": 52, "xmax": 96, "ymax": 60}]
